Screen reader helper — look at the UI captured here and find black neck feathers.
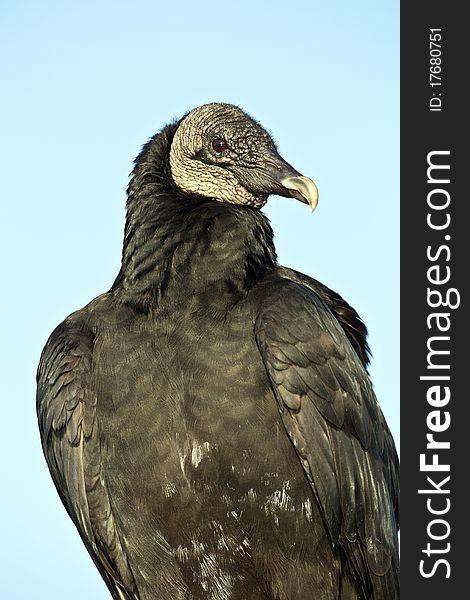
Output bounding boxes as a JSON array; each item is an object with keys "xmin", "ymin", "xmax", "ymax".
[{"xmin": 111, "ymin": 123, "xmax": 277, "ymax": 311}]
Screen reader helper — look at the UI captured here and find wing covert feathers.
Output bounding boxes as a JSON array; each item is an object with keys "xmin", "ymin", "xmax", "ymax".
[
  {"xmin": 36, "ymin": 319, "xmax": 137, "ymax": 600},
  {"xmin": 255, "ymin": 279, "xmax": 399, "ymax": 597}
]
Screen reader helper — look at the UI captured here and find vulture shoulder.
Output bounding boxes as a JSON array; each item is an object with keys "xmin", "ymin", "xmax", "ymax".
[
  {"xmin": 276, "ymin": 266, "xmax": 371, "ymax": 368},
  {"xmin": 254, "ymin": 272, "xmax": 399, "ymax": 598},
  {"xmin": 36, "ymin": 302, "xmax": 137, "ymax": 600}
]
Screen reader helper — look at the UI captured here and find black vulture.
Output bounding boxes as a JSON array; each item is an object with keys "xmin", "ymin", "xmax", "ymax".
[{"xmin": 37, "ymin": 103, "xmax": 399, "ymax": 600}]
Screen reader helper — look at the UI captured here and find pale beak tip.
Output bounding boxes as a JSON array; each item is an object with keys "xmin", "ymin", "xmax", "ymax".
[
  {"xmin": 281, "ymin": 175, "xmax": 319, "ymax": 213},
  {"xmin": 308, "ymin": 183, "xmax": 319, "ymax": 213}
]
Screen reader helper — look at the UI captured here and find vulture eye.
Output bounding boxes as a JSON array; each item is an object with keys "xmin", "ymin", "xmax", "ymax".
[{"xmin": 211, "ymin": 138, "xmax": 228, "ymax": 154}]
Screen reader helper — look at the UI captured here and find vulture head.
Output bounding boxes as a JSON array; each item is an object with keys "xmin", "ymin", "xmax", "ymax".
[{"xmin": 168, "ymin": 103, "xmax": 318, "ymax": 210}]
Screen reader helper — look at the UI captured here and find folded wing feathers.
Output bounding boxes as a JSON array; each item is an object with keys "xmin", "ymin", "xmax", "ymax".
[
  {"xmin": 255, "ymin": 280, "xmax": 399, "ymax": 588},
  {"xmin": 37, "ymin": 321, "xmax": 137, "ymax": 597}
]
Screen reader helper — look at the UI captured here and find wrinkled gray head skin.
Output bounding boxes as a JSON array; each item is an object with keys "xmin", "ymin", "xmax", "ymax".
[{"xmin": 169, "ymin": 103, "xmax": 318, "ymax": 210}]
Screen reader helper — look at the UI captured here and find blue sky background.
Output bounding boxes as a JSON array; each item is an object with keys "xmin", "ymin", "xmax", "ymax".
[{"xmin": 0, "ymin": 1, "xmax": 399, "ymax": 597}]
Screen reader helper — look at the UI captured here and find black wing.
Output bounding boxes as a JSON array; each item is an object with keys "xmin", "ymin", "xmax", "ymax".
[
  {"xmin": 255, "ymin": 277, "xmax": 399, "ymax": 598},
  {"xmin": 277, "ymin": 265, "xmax": 371, "ymax": 369},
  {"xmin": 36, "ymin": 316, "xmax": 137, "ymax": 600}
]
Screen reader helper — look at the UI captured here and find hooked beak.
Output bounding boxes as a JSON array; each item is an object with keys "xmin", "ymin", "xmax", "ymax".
[
  {"xmin": 259, "ymin": 153, "xmax": 319, "ymax": 212},
  {"xmin": 280, "ymin": 175, "xmax": 319, "ymax": 212},
  {"xmin": 228, "ymin": 149, "xmax": 319, "ymax": 212}
]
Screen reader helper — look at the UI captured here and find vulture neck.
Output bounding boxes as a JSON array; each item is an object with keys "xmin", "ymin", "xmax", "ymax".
[{"xmin": 113, "ymin": 124, "xmax": 277, "ymax": 313}]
